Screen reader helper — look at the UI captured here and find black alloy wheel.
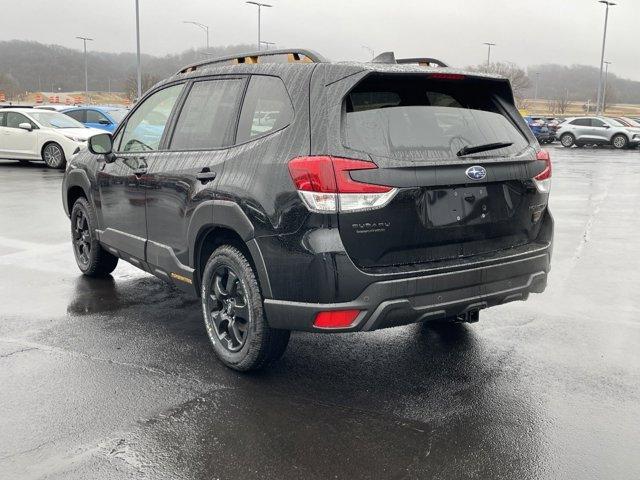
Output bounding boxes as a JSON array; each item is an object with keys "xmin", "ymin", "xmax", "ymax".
[
  {"xmin": 72, "ymin": 208, "xmax": 91, "ymax": 267},
  {"xmin": 206, "ymin": 265, "xmax": 251, "ymax": 352}
]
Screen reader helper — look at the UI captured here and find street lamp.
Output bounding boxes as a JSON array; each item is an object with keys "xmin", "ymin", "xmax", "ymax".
[
  {"xmin": 483, "ymin": 42, "xmax": 496, "ymax": 68},
  {"xmin": 362, "ymin": 45, "xmax": 375, "ymax": 61},
  {"xmin": 246, "ymin": 1, "xmax": 272, "ymax": 50},
  {"xmin": 135, "ymin": 0, "xmax": 142, "ymax": 101},
  {"xmin": 603, "ymin": 61, "xmax": 612, "ymax": 113},
  {"xmin": 183, "ymin": 21, "xmax": 210, "ymax": 50},
  {"xmin": 75, "ymin": 36, "xmax": 93, "ymax": 103},
  {"xmin": 260, "ymin": 40, "xmax": 275, "ymax": 50},
  {"xmin": 534, "ymin": 72, "xmax": 541, "ymax": 101},
  {"xmin": 595, "ymin": 1, "xmax": 616, "ymax": 115}
]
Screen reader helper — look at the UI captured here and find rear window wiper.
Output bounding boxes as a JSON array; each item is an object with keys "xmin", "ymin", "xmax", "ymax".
[{"xmin": 457, "ymin": 141, "xmax": 513, "ymax": 157}]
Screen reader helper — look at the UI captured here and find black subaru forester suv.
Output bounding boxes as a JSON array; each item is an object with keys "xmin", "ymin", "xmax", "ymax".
[{"xmin": 62, "ymin": 49, "xmax": 553, "ymax": 371}]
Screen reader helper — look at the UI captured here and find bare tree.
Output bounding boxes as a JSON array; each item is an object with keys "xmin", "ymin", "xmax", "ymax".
[
  {"xmin": 602, "ymin": 86, "xmax": 618, "ymax": 113},
  {"xmin": 552, "ymin": 90, "xmax": 570, "ymax": 115},
  {"xmin": 126, "ymin": 73, "xmax": 161, "ymax": 101},
  {"xmin": 468, "ymin": 62, "xmax": 531, "ymax": 103},
  {"xmin": 0, "ymin": 73, "xmax": 20, "ymax": 101},
  {"xmin": 546, "ymin": 99, "xmax": 556, "ymax": 114}
]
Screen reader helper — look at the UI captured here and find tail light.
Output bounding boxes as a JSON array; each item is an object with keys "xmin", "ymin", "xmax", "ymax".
[
  {"xmin": 288, "ymin": 156, "xmax": 398, "ymax": 213},
  {"xmin": 533, "ymin": 150, "xmax": 552, "ymax": 193}
]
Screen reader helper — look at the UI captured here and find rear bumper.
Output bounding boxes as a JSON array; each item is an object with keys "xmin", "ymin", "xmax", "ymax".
[{"xmin": 264, "ymin": 246, "xmax": 551, "ymax": 332}]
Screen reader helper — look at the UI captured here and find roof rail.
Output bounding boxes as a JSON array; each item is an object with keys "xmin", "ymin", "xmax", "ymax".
[
  {"xmin": 396, "ymin": 57, "xmax": 448, "ymax": 67},
  {"xmin": 177, "ymin": 48, "xmax": 327, "ymax": 74},
  {"xmin": 370, "ymin": 51, "xmax": 448, "ymax": 67}
]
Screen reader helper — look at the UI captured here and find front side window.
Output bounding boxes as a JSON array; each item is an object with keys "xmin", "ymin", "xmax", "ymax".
[
  {"xmin": 591, "ymin": 119, "xmax": 606, "ymax": 128},
  {"xmin": 119, "ymin": 84, "xmax": 184, "ymax": 152},
  {"xmin": 87, "ymin": 110, "xmax": 109, "ymax": 124},
  {"xmin": 343, "ymin": 75, "xmax": 529, "ymax": 162},
  {"xmin": 236, "ymin": 75, "xmax": 294, "ymax": 143},
  {"xmin": 170, "ymin": 78, "xmax": 244, "ymax": 150},
  {"xmin": 6, "ymin": 112, "xmax": 35, "ymax": 129}
]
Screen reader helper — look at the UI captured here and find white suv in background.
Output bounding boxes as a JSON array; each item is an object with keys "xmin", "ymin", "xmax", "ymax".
[
  {"xmin": 556, "ymin": 116, "xmax": 640, "ymax": 149},
  {"xmin": 0, "ymin": 108, "xmax": 104, "ymax": 168}
]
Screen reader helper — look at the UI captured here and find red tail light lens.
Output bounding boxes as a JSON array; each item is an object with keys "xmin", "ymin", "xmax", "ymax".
[
  {"xmin": 288, "ymin": 156, "xmax": 397, "ymax": 213},
  {"xmin": 535, "ymin": 150, "xmax": 552, "ymax": 181},
  {"xmin": 313, "ymin": 309, "xmax": 361, "ymax": 329},
  {"xmin": 533, "ymin": 150, "xmax": 552, "ymax": 193}
]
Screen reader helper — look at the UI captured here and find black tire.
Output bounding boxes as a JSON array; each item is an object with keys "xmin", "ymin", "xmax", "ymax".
[
  {"xmin": 560, "ymin": 133, "xmax": 575, "ymax": 148},
  {"xmin": 42, "ymin": 142, "xmax": 66, "ymax": 169},
  {"xmin": 201, "ymin": 245, "xmax": 290, "ymax": 371},
  {"xmin": 70, "ymin": 197, "xmax": 118, "ymax": 277},
  {"xmin": 612, "ymin": 134, "xmax": 628, "ymax": 150}
]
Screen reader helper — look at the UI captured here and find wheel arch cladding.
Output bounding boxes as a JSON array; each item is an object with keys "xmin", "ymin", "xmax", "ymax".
[
  {"xmin": 64, "ymin": 170, "xmax": 92, "ymax": 215},
  {"xmin": 189, "ymin": 201, "xmax": 272, "ymax": 298}
]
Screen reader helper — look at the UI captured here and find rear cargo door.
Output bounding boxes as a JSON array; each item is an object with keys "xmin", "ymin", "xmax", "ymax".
[{"xmin": 333, "ymin": 72, "xmax": 549, "ymax": 269}]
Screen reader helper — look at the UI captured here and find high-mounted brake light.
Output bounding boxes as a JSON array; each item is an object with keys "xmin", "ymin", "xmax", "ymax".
[
  {"xmin": 428, "ymin": 73, "xmax": 466, "ymax": 81},
  {"xmin": 533, "ymin": 150, "xmax": 552, "ymax": 193},
  {"xmin": 288, "ymin": 156, "xmax": 398, "ymax": 213},
  {"xmin": 313, "ymin": 309, "xmax": 361, "ymax": 329}
]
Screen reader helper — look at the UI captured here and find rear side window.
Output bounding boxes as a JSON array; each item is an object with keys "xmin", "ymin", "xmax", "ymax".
[
  {"xmin": 343, "ymin": 74, "xmax": 529, "ymax": 161},
  {"xmin": 0, "ymin": 112, "xmax": 5, "ymax": 126},
  {"xmin": 170, "ymin": 78, "xmax": 244, "ymax": 150},
  {"xmin": 65, "ymin": 110, "xmax": 86, "ymax": 122},
  {"xmin": 570, "ymin": 118, "xmax": 591, "ymax": 126},
  {"xmin": 236, "ymin": 75, "xmax": 294, "ymax": 143}
]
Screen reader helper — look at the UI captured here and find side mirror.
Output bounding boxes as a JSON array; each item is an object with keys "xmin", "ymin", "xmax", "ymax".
[
  {"xmin": 604, "ymin": 125, "xmax": 611, "ymax": 129},
  {"xmin": 18, "ymin": 122, "xmax": 33, "ymax": 131},
  {"xmin": 88, "ymin": 133, "xmax": 114, "ymax": 161},
  {"xmin": 98, "ymin": 119, "xmax": 111, "ymax": 125}
]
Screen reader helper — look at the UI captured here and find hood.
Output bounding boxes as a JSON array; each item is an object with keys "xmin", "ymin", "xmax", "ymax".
[{"xmin": 58, "ymin": 127, "xmax": 104, "ymax": 140}]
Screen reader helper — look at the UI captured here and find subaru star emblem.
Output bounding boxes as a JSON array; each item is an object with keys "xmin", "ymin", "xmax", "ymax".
[{"xmin": 465, "ymin": 166, "xmax": 487, "ymax": 181}]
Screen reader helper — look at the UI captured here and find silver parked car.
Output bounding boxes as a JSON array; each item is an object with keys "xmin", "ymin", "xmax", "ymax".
[{"xmin": 556, "ymin": 116, "xmax": 640, "ymax": 149}]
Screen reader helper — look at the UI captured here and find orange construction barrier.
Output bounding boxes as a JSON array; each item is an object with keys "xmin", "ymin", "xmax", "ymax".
[
  {"xmin": 0, "ymin": 91, "xmax": 5, "ymax": 102},
  {"xmin": 35, "ymin": 94, "xmax": 43, "ymax": 103}
]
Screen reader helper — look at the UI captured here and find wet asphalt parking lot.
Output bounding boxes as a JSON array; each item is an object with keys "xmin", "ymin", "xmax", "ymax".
[{"xmin": 0, "ymin": 146, "xmax": 639, "ymax": 480}]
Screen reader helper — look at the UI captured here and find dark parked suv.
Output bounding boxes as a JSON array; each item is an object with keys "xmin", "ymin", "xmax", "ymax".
[{"xmin": 62, "ymin": 49, "xmax": 553, "ymax": 371}]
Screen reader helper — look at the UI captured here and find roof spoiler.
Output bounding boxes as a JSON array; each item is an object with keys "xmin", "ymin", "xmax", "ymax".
[
  {"xmin": 177, "ymin": 48, "xmax": 328, "ymax": 74},
  {"xmin": 371, "ymin": 51, "xmax": 448, "ymax": 67}
]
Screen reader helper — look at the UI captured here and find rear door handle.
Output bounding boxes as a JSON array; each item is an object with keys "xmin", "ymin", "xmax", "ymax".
[{"xmin": 196, "ymin": 168, "xmax": 217, "ymax": 184}]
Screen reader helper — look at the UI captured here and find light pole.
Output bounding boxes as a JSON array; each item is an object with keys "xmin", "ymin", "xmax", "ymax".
[
  {"xmin": 246, "ymin": 1, "xmax": 272, "ymax": 50},
  {"xmin": 260, "ymin": 40, "xmax": 275, "ymax": 50},
  {"xmin": 534, "ymin": 72, "xmax": 540, "ymax": 101},
  {"xmin": 362, "ymin": 45, "xmax": 375, "ymax": 61},
  {"xmin": 603, "ymin": 61, "xmax": 612, "ymax": 113},
  {"xmin": 135, "ymin": 0, "xmax": 142, "ymax": 100},
  {"xmin": 76, "ymin": 36, "xmax": 93, "ymax": 103},
  {"xmin": 595, "ymin": 1, "xmax": 616, "ymax": 115},
  {"xmin": 483, "ymin": 42, "xmax": 496, "ymax": 68},
  {"xmin": 183, "ymin": 21, "xmax": 210, "ymax": 50}
]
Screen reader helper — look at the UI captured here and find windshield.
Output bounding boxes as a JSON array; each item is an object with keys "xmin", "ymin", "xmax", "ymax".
[
  {"xmin": 29, "ymin": 111, "xmax": 85, "ymax": 129},
  {"xmin": 607, "ymin": 118, "xmax": 625, "ymax": 127},
  {"xmin": 343, "ymin": 75, "xmax": 528, "ymax": 161},
  {"xmin": 107, "ymin": 108, "xmax": 128, "ymax": 123}
]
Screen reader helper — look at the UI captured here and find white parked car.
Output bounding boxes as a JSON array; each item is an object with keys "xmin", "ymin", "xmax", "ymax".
[{"xmin": 0, "ymin": 108, "xmax": 104, "ymax": 168}]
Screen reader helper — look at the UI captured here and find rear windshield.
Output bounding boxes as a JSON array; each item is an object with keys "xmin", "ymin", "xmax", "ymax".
[{"xmin": 343, "ymin": 75, "xmax": 529, "ymax": 161}]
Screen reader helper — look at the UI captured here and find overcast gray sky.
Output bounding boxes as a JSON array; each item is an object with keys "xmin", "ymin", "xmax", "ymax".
[{"xmin": 2, "ymin": 0, "xmax": 639, "ymax": 79}]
